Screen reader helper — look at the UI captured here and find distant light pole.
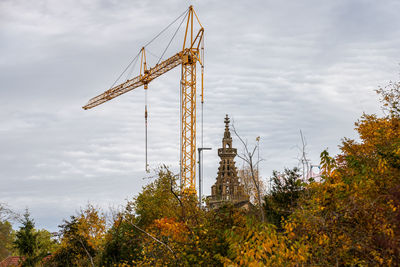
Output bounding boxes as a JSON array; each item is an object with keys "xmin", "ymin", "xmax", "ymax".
[
  {"xmin": 198, "ymin": 147, "xmax": 211, "ymax": 206},
  {"xmin": 256, "ymin": 136, "xmax": 260, "ymax": 176}
]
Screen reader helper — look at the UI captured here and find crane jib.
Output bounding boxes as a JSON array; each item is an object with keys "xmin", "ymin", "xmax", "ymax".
[{"xmin": 82, "ymin": 52, "xmax": 183, "ymax": 110}]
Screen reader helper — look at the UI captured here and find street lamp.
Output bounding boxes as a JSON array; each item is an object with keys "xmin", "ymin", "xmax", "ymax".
[{"xmin": 198, "ymin": 147, "xmax": 211, "ymax": 206}]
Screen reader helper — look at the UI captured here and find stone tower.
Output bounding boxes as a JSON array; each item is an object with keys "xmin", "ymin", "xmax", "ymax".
[{"xmin": 208, "ymin": 115, "xmax": 249, "ymax": 209}]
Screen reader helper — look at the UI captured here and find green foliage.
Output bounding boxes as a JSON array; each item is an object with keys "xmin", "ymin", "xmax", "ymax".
[
  {"xmin": 13, "ymin": 210, "xmax": 44, "ymax": 266},
  {"xmin": 100, "ymin": 216, "xmax": 143, "ymax": 266},
  {"xmin": 103, "ymin": 167, "xmax": 249, "ymax": 266},
  {"xmin": 36, "ymin": 229, "xmax": 58, "ymax": 258},
  {"xmin": 0, "ymin": 220, "xmax": 14, "ymax": 261},
  {"xmin": 129, "ymin": 167, "xmax": 181, "ymax": 228},
  {"xmin": 264, "ymin": 167, "xmax": 303, "ymax": 227},
  {"xmin": 195, "ymin": 204, "xmax": 247, "ymax": 266},
  {"xmin": 50, "ymin": 217, "xmax": 94, "ymax": 266}
]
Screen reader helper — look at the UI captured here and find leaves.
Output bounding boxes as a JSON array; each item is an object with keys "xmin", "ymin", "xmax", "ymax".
[{"xmin": 49, "ymin": 204, "xmax": 106, "ymax": 266}]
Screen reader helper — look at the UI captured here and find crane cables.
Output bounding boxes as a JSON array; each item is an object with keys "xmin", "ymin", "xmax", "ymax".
[
  {"xmin": 107, "ymin": 7, "xmax": 189, "ymax": 92},
  {"xmin": 145, "ymin": 87, "xmax": 149, "ymax": 173},
  {"xmin": 157, "ymin": 11, "xmax": 188, "ymax": 65},
  {"xmin": 142, "ymin": 8, "xmax": 189, "ymax": 174},
  {"xmin": 102, "ymin": 7, "xmax": 190, "ymax": 174},
  {"xmin": 143, "ymin": 8, "xmax": 189, "ymax": 49}
]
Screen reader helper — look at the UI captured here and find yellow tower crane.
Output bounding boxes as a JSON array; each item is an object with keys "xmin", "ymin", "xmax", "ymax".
[{"xmin": 83, "ymin": 6, "xmax": 204, "ymax": 195}]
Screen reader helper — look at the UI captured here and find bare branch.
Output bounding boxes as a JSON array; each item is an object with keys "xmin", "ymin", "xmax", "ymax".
[
  {"xmin": 77, "ymin": 238, "xmax": 95, "ymax": 267},
  {"xmin": 0, "ymin": 203, "xmax": 19, "ymax": 222},
  {"xmin": 254, "ymin": 159, "xmax": 264, "ymax": 168},
  {"xmin": 126, "ymin": 219, "xmax": 176, "ymax": 256},
  {"xmin": 236, "ymin": 153, "xmax": 250, "ymax": 164},
  {"xmin": 169, "ymin": 172, "xmax": 185, "ymax": 220},
  {"xmin": 231, "ymin": 121, "xmax": 265, "ymax": 223},
  {"xmin": 231, "ymin": 123, "xmax": 250, "ymax": 156},
  {"xmin": 251, "ymin": 145, "xmax": 257, "ymax": 157}
]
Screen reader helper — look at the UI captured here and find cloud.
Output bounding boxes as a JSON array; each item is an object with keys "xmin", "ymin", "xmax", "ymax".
[{"xmin": 1, "ymin": 0, "xmax": 400, "ymax": 231}]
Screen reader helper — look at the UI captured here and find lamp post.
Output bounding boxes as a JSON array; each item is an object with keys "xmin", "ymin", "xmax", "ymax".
[{"xmin": 198, "ymin": 147, "xmax": 211, "ymax": 206}]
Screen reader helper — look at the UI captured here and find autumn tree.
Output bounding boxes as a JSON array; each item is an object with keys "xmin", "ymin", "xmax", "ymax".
[
  {"xmin": 99, "ymin": 166, "xmax": 248, "ymax": 266},
  {"xmin": 221, "ymin": 220, "xmax": 309, "ymax": 266},
  {"xmin": 0, "ymin": 203, "xmax": 16, "ymax": 261},
  {"xmin": 219, "ymin": 79, "xmax": 400, "ymax": 266},
  {"xmin": 125, "ymin": 167, "xmax": 206, "ymax": 265},
  {"xmin": 288, "ymin": 82, "xmax": 400, "ymax": 265},
  {"xmin": 0, "ymin": 220, "xmax": 14, "ymax": 261},
  {"xmin": 101, "ymin": 167, "xmax": 188, "ymax": 265},
  {"xmin": 49, "ymin": 204, "xmax": 105, "ymax": 267}
]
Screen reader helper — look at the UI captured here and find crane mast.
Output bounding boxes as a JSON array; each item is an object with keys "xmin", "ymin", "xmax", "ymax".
[{"xmin": 83, "ymin": 6, "xmax": 204, "ymax": 195}]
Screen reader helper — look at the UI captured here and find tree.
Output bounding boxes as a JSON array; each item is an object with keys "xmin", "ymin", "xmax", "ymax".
[
  {"xmin": 231, "ymin": 125, "xmax": 265, "ymax": 222},
  {"xmin": 0, "ymin": 203, "xmax": 17, "ymax": 223},
  {"xmin": 129, "ymin": 167, "xmax": 181, "ymax": 228},
  {"xmin": 197, "ymin": 204, "xmax": 247, "ymax": 266},
  {"xmin": 50, "ymin": 204, "xmax": 106, "ymax": 267},
  {"xmin": 0, "ymin": 203, "xmax": 16, "ymax": 261},
  {"xmin": 221, "ymin": 78, "xmax": 400, "ymax": 266},
  {"xmin": 0, "ymin": 220, "xmax": 14, "ymax": 261},
  {"xmin": 99, "ymin": 166, "xmax": 250, "ymax": 266},
  {"xmin": 36, "ymin": 230, "xmax": 58, "ymax": 256},
  {"xmin": 287, "ymin": 84, "xmax": 400, "ymax": 265},
  {"xmin": 221, "ymin": 220, "xmax": 309, "ymax": 266},
  {"xmin": 13, "ymin": 210, "xmax": 42, "ymax": 266},
  {"xmin": 238, "ymin": 167, "xmax": 266, "ymax": 204},
  {"xmin": 264, "ymin": 167, "xmax": 304, "ymax": 228},
  {"xmin": 376, "ymin": 79, "xmax": 400, "ymax": 117},
  {"xmin": 100, "ymin": 215, "xmax": 143, "ymax": 266},
  {"xmin": 135, "ymin": 203, "xmax": 247, "ymax": 266}
]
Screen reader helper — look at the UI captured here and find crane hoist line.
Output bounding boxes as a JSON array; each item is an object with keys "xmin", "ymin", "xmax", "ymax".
[{"xmin": 82, "ymin": 6, "xmax": 204, "ymax": 195}]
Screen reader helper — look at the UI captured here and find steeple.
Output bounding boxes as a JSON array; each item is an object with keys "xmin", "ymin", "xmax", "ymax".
[
  {"xmin": 223, "ymin": 115, "xmax": 232, "ymax": 148},
  {"xmin": 208, "ymin": 115, "xmax": 249, "ymax": 209},
  {"xmin": 219, "ymin": 115, "xmax": 236, "ymax": 159}
]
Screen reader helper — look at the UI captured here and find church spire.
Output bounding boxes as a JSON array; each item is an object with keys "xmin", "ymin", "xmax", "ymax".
[{"xmin": 208, "ymin": 114, "xmax": 249, "ymax": 209}]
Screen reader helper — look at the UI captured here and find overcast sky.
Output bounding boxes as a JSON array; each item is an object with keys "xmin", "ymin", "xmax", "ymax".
[{"xmin": 1, "ymin": 0, "xmax": 400, "ymax": 231}]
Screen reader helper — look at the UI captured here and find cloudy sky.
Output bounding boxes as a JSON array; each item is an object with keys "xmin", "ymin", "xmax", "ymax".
[{"xmin": 1, "ymin": 0, "xmax": 400, "ymax": 231}]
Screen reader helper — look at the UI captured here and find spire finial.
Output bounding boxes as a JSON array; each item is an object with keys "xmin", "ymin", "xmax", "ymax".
[{"xmin": 224, "ymin": 114, "xmax": 230, "ymax": 129}]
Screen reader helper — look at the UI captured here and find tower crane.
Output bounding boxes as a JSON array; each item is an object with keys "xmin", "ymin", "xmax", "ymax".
[{"xmin": 83, "ymin": 6, "xmax": 204, "ymax": 195}]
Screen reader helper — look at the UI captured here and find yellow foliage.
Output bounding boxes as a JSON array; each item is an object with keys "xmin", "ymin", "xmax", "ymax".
[{"xmin": 222, "ymin": 222, "xmax": 309, "ymax": 266}]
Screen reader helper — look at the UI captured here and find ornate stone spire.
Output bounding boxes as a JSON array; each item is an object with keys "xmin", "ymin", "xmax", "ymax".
[
  {"xmin": 223, "ymin": 115, "xmax": 232, "ymax": 148},
  {"xmin": 208, "ymin": 115, "xmax": 249, "ymax": 209}
]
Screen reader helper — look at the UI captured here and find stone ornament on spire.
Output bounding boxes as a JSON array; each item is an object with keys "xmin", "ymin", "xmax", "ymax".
[{"xmin": 223, "ymin": 114, "xmax": 232, "ymax": 148}]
